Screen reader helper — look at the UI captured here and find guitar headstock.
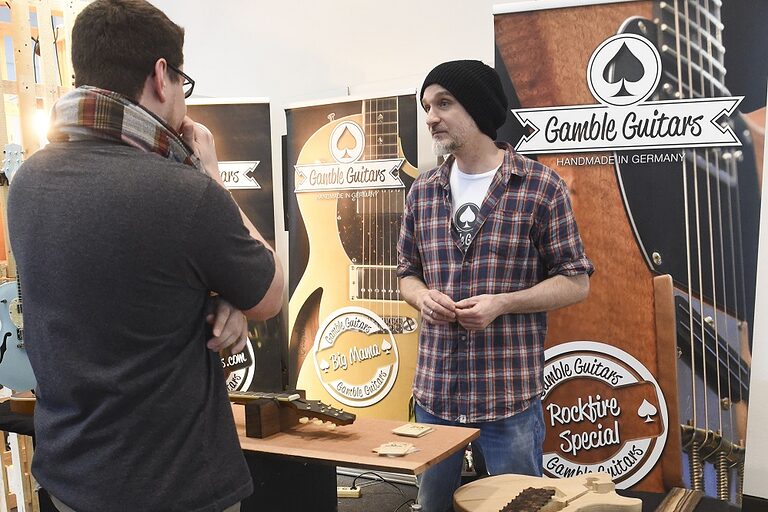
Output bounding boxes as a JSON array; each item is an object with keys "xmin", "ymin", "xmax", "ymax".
[
  {"xmin": 228, "ymin": 390, "xmax": 356, "ymax": 427},
  {"xmin": 2, "ymin": 143, "xmax": 23, "ymax": 185},
  {"xmin": 287, "ymin": 398, "xmax": 356, "ymax": 427}
]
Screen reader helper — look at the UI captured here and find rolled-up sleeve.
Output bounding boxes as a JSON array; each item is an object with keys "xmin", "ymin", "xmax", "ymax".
[
  {"xmin": 538, "ymin": 180, "xmax": 594, "ymax": 278},
  {"xmin": 397, "ymin": 192, "xmax": 423, "ymax": 280}
]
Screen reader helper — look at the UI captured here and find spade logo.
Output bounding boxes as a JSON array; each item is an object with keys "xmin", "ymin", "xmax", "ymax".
[
  {"xmin": 454, "ymin": 203, "xmax": 480, "ymax": 233},
  {"xmin": 603, "ymin": 42, "xmax": 645, "ymax": 97},
  {"xmin": 336, "ymin": 127, "xmax": 357, "ymax": 160},
  {"xmin": 330, "ymin": 121, "xmax": 365, "ymax": 163},
  {"xmin": 588, "ymin": 34, "xmax": 661, "ymax": 107},
  {"xmin": 637, "ymin": 399, "xmax": 658, "ymax": 423}
]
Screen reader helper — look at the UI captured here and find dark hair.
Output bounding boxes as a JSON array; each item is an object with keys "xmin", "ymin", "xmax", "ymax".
[{"xmin": 71, "ymin": 0, "xmax": 185, "ymax": 101}]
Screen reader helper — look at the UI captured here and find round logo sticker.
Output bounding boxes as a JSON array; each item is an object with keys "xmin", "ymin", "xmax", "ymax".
[
  {"xmin": 312, "ymin": 307, "xmax": 399, "ymax": 408},
  {"xmin": 224, "ymin": 336, "xmax": 255, "ymax": 392},
  {"xmin": 587, "ymin": 34, "xmax": 661, "ymax": 107},
  {"xmin": 542, "ymin": 341, "xmax": 667, "ymax": 488}
]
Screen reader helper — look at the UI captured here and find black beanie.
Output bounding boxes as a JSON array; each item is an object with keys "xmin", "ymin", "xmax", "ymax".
[{"xmin": 420, "ymin": 60, "xmax": 508, "ymax": 140}]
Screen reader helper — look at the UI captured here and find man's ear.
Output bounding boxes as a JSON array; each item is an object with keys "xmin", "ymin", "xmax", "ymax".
[{"xmin": 149, "ymin": 58, "xmax": 169, "ymax": 103}]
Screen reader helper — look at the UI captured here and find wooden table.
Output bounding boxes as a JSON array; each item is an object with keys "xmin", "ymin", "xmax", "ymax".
[{"xmin": 232, "ymin": 404, "xmax": 479, "ymax": 511}]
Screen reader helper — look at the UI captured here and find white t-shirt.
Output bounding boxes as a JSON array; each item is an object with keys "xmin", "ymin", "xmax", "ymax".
[{"xmin": 450, "ymin": 159, "xmax": 499, "ymax": 250}]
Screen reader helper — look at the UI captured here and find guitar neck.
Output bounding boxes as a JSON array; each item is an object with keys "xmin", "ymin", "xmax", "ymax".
[
  {"xmin": 363, "ymin": 97, "xmax": 399, "ymax": 160},
  {"xmin": 656, "ymin": 0, "xmax": 726, "ymax": 99},
  {"xmin": 228, "ymin": 390, "xmax": 356, "ymax": 426},
  {"xmin": 0, "ymin": 144, "xmax": 22, "ymax": 278},
  {"xmin": 228, "ymin": 391, "xmax": 301, "ymax": 403}
]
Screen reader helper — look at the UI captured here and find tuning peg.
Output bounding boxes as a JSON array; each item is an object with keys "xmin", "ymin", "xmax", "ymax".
[
  {"xmin": 312, "ymin": 418, "xmax": 324, "ymax": 425},
  {"xmin": 299, "ymin": 417, "xmax": 310, "ymax": 424},
  {"xmin": 326, "ymin": 422, "xmax": 337, "ymax": 430}
]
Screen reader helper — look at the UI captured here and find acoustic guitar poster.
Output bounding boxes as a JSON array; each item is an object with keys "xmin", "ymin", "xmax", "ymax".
[
  {"xmin": 285, "ymin": 94, "xmax": 419, "ymax": 421},
  {"xmin": 494, "ymin": 0, "xmax": 766, "ymax": 503},
  {"xmin": 186, "ymin": 99, "xmax": 283, "ymax": 394}
]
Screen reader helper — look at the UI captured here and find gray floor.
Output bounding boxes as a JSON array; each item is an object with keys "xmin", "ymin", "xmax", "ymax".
[{"xmin": 337, "ymin": 473, "xmax": 418, "ymax": 512}]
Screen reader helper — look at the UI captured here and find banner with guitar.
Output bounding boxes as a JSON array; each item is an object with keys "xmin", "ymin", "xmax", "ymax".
[
  {"xmin": 186, "ymin": 99, "xmax": 283, "ymax": 393},
  {"xmin": 0, "ymin": 143, "xmax": 35, "ymax": 392},
  {"xmin": 285, "ymin": 94, "xmax": 419, "ymax": 421},
  {"xmin": 494, "ymin": 0, "xmax": 766, "ymax": 505}
]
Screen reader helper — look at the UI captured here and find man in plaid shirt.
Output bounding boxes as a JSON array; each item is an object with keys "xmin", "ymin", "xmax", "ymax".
[{"xmin": 397, "ymin": 60, "xmax": 594, "ymax": 512}]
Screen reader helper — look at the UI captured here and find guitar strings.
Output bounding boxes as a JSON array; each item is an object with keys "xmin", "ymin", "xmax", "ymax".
[
  {"xmin": 700, "ymin": 0, "xmax": 743, "ymax": 455},
  {"xmin": 673, "ymin": 0, "xmax": 699, "ymax": 457},
  {"xmin": 389, "ymin": 97, "xmax": 395, "ymax": 327},
  {"xmin": 683, "ymin": 0, "xmax": 713, "ymax": 454},
  {"xmin": 365, "ymin": 99, "xmax": 371, "ymax": 316},
  {"xmin": 360, "ymin": 101, "xmax": 367, "ymax": 311},
  {"xmin": 694, "ymin": 0, "xmax": 726, "ymax": 448}
]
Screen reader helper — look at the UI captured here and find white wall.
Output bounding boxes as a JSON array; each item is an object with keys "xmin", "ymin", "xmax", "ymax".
[{"xmin": 152, "ymin": 0, "xmax": 768, "ymax": 500}]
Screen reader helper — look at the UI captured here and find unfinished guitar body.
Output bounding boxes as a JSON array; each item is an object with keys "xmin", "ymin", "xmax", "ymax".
[{"xmin": 453, "ymin": 472, "xmax": 642, "ymax": 512}]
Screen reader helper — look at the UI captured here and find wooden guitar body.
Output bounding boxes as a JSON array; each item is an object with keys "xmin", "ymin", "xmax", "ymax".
[
  {"xmin": 496, "ymin": 1, "xmax": 756, "ymax": 500},
  {"xmin": 453, "ymin": 472, "xmax": 642, "ymax": 512},
  {"xmin": 289, "ymin": 100, "xmax": 420, "ymax": 421},
  {"xmin": 0, "ymin": 279, "xmax": 35, "ymax": 392}
]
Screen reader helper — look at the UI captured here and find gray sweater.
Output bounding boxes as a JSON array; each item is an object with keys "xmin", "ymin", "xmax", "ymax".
[{"xmin": 8, "ymin": 139, "xmax": 274, "ymax": 512}]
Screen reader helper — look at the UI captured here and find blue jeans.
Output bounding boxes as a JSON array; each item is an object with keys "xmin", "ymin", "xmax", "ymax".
[{"xmin": 415, "ymin": 399, "xmax": 544, "ymax": 512}]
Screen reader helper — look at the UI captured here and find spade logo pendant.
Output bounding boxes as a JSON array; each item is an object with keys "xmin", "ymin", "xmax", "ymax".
[{"xmin": 454, "ymin": 203, "xmax": 480, "ymax": 233}]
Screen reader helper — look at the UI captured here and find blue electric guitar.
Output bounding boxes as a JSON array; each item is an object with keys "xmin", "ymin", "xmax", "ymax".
[{"xmin": 0, "ymin": 143, "xmax": 36, "ymax": 391}]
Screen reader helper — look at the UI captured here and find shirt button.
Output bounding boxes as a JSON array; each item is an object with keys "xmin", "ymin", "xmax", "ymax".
[
  {"xmin": 459, "ymin": 415, "xmax": 467, "ymax": 424},
  {"xmin": 460, "ymin": 335, "xmax": 467, "ymax": 341}
]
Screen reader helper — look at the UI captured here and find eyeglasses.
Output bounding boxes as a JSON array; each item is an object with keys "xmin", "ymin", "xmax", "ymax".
[{"xmin": 166, "ymin": 62, "xmax": 195, "ymax": 99}]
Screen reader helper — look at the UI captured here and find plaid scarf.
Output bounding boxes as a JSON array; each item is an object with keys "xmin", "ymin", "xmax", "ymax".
[{"xmin": 48, "ymin": 86, "xmax": 203, "ymax": 172}]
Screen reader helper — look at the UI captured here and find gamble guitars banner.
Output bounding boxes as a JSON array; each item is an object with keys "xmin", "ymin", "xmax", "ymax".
[
  {"xmin": 494, "ymin": 0, "xmax": 765, "ymax": 503},
  {"xmin": 186, "ymin": 99, "xmax": 283, "ymax": 394},
  {"xmin": 285, "ymin": 94, "xmax": 419, "ymax": 421}
]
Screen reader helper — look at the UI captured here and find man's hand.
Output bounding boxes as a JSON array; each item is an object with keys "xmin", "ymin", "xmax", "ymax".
[
  {"xmin": 206, "ymin": 298, "xmax": 248, "ymax": 354},
  {"xmin": 455, "ymin": 294, "xmax": 501, "ymax": 330},
  {"xmin": 179, "ymin": 116, "xmax": 222, "ymax": 183},
  {"xmin": 418, "ymin": 289, "xmax": 456, "ymax": 325}
]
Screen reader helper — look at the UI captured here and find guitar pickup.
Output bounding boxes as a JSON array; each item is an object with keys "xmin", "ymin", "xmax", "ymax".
[{"xmin": 349, "ymin": 265, "xmax": 399, "ymax": 301}]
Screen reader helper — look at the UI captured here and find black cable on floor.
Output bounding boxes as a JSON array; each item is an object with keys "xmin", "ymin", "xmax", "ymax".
[
  {"xmin": 351, "ymin": 471, "xmax": 407, "ymax": 497},
  {"xmin": 393, "ymin": 497, "xmax": 416, "ymax": 512}
]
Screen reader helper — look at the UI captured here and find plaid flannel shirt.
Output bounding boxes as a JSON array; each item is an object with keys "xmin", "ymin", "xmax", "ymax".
[{"xmin": 397, "ymin": 143, "xmax": 594, "ymax": 423}]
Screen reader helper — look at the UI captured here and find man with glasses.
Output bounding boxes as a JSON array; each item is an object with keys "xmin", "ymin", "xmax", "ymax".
[{"xmin": 7, "ymin": 1, "xmax": 283, "ymax": 511}]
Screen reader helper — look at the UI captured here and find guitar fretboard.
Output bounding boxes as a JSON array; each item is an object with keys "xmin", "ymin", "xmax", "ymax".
[
  {"xmin": 657, "ymin": 1, "xmax": 726, "ymax": 99},
  {"xmin": 228, "ymin": 391, "xmax": 300, "ymax": 402},
  {"xmin": 499, "ymin": 487, "xmax": 555, "ymax": 512},
  {"xmin": 364, "ymin": 98, "xmax": 399, "ymax": 161}
]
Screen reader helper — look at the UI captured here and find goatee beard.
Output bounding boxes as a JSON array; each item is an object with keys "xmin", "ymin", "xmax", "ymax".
[{"xmin": 432, "ymin": 138, "xmax": 457, "ymax": 157}]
